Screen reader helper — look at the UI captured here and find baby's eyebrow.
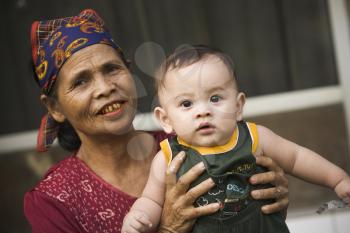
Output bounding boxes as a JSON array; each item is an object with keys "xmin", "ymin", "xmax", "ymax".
[
  {"xmin": 174, "ymin": 93, "xmax": 193, "ymax": 101},
  {"xmin": 204, "ymin": 86, "xmax": 226, "ymax": 94}
]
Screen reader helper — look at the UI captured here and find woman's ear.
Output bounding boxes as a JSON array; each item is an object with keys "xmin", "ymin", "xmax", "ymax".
[
  {"xmin": 154, "ymin": 106, "xmax": 174, "ymax": 134},
  {"xmin": 40, "ymin": 94, "xmax": 66, "ymax": 123},
  {"xmin": 235, "ymin": 92, "xmax": 246, "ymax": 121}
]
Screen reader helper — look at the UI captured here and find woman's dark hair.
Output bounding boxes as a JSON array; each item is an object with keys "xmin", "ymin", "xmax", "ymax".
[
  {"xmin": 32, "ymin": 62, "xmax": 81, "ymax": 151},
  {"xmin": 32, "ymin": 47, "xmax": 130, "ymax": 152},
  {"xmin": 57, "ymin": 120, "xmax": 81, "ymax": 152},
  {"xmin": 46, "ymin": 84, "xmax": 82, "ymax": 152}
]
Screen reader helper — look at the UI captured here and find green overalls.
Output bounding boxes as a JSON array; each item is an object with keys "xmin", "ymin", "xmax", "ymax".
[{"xmin": 160, "ymin": 121, "xmax": 289, "ymax": 233}]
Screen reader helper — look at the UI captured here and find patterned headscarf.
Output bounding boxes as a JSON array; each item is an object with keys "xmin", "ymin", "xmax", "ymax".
[{"xmin": 31, "ymin": 9, "xmax": 122, "ymax": 152}]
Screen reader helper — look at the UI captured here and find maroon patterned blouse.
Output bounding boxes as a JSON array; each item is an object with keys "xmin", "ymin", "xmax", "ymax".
[{"xmin": 24, "ymin": 131, "xmax": 168, "ymax": 233}]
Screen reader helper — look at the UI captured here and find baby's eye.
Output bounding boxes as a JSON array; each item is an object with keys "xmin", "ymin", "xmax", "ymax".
[
  {"xmin": 210, "ymin": 95, "xmax": 222, "ymax": 103},
  {"xmin": 180, "ymin": 100, "xmax": 192, "ymax": 108}
]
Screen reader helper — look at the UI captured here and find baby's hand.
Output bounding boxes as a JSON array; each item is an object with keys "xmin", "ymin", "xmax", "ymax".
[
  {"xmin": 122, "ymin": 210, "xmax": 153, "ymax": 233},
  {"xmin": 334, "ymin": 176, "xmax": 350, "ymax": 206}
]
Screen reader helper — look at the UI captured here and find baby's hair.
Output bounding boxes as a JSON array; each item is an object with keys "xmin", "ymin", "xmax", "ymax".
[{"xmin": 155, "ymin": 44, "xmax": 239, "ymax": 94}]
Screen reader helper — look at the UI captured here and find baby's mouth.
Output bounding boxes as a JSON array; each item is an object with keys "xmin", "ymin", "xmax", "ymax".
[{"xmin": 196, "ymin": 122, "xmax": 214, "ymax": 131}]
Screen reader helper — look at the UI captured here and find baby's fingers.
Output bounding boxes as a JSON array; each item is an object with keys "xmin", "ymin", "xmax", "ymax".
[
  {"xmin": 121, "ymin": 226, "xmax": 140, "ymax": 233},
  {"xmin": 122, "ymin": 211, "xmax": 153, "ymax": 233},
  {"xmin": 341, "ymin": 196, "xmax": 350, "ymax": 207},
  {"xmin": 135, "ymin": 213, "xmax": 153, "ymax": 228}
]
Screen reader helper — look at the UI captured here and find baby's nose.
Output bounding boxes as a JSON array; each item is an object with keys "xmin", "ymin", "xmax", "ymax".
[{"xmin": 195, "ymin": 105, "xmax": 212, "ymax": 118}]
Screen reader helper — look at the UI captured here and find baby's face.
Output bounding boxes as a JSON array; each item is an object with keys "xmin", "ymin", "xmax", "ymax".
[{"xmin": 157, "ymin": 56, "xmax": 245, "ymax": 147}]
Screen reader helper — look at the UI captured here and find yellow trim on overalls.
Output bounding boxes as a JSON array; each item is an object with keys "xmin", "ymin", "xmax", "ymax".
[
  {"xmin": 246, "ymin": 122, "xmax": 259, "ymax": 154},
  {"xmin": 160, "ymin": 139, "xmax": 173, "ymax": 165},
  {"xmin": 177, "ymin": 126, "xmax": 239, "ymax": 155}
]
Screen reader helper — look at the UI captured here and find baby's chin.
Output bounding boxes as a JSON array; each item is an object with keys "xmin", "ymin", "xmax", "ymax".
[{"xmin": 184, "ymin": 136, "xmax": 227, "ymax": 147}]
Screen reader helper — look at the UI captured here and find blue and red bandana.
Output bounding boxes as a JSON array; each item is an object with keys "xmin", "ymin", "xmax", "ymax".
[
  {"xmin": 31, "ymin": 9, "xmax": 119, "ymax": 95},
  {"xmin": 31, "ymin": 9, "xmax": 121, "ymax": 152}
]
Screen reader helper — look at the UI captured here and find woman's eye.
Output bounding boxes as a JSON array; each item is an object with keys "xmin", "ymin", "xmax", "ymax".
[
  {"xmin": 105, "ymin": 64, "xmax": 122, "ymax": 75},
  {"xmin": 107, "ymin": 67, "xmax": 118, "ymax": 73},
  {"xmin": 210, "ymin": 95, "xmax": 221, "ymax": 103},
  {"xmin": 73, "ymin": 79, "xmax": 87, "ymax": 87},
  {"xmin": 180, "ymin": 100, "xmax": 192, "ymax": 108},
  {"xmin": 71, "ymin": 77, "xmax": 90, "ymax": 90}
]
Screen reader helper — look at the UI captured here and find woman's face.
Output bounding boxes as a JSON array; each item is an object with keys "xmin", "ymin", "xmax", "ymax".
[{"xmin": 52, "ymin": 44, "xmax": 137, "ymax": 139}]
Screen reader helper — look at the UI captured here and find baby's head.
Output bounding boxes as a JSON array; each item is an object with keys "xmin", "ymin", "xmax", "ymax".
[{"xmin": 154, "ymin": 45, "xmax": 245, "ymax": 147}]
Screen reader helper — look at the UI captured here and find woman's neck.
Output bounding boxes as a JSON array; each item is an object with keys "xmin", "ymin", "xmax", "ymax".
[
  {"xmin": 76, "ymin": 129, "xmax": 157, "ymax": 196},
  {"xmin": 77, "ymin": 129, "xmax": 137, "ymax": 168}
]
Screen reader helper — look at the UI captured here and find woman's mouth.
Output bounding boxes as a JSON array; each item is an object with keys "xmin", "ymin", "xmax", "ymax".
[{"xmin": 98, "ymin": 101, "xmax": 126, "ymax": 116}]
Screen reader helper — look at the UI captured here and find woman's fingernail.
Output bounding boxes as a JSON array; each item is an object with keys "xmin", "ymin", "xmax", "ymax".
[
  {"xmin": 250, "ymin": 177, "xmax": 257, "ymax": 184},
  {"xmin": 199, "ymin": 162, "xmax": 205, "ymax": 170},
  {"xmin": 169, "ymin": 165, "xmax": 175, "ymax": 173},
  {"xmin": 251, "ymin": 190, "xmax": 259, "ymax": 198},
  {"xmin": 208, "ymin": 178, "xmax": 215, "ymax": 186},
  {"xmin": 213, "ymin": 202, "xmax": 221, "ymax": 209},
  {"xmin": 255, "ymin": 156, "xmax": 261, "ymax": 163},
  {"xmin": 179, "ymin": 151, "xmax": 186, "ymax": 160}
]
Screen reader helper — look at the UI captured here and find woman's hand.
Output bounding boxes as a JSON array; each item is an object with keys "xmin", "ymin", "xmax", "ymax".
[
  {"xmin": 249, "ymin": 156, "xmax": 289, "ymax": 216},
  {"xmin": 158, "ymin": 151, "xmax": 220, "ymax": 233}
]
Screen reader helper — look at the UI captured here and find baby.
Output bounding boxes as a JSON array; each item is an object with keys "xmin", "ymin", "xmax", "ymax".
[{"xmin": 122, "ymin": 45, "xmax": 350, "ymax": 233}]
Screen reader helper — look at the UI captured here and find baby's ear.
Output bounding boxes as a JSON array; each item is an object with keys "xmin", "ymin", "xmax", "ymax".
[
  {"xmin": 235, "ymin": 92, "xmax": 246, "ymax": 121},
  {"xmin": 154, "ymin": 106, "xmax": 174, "ymax": 134},
  {"xmin": 40, "ymin": 94, "xmax": 66, "ymax": 123}
]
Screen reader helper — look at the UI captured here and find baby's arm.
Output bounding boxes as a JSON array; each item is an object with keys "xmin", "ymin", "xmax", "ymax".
[
  {"xmin": 257, "ymin": 125, "xmax": 350, "ymax": 204},
  {"xmin": 122, "ymin": 151, "xmax": 167, "ymax": 233}
]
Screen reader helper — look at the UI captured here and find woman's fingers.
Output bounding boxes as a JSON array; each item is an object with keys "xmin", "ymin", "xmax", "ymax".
[
  {"xmin": 165, "ymin": 151, "xmax": 186, "ymax": 189},
  {"xmin": 250, "ymin": 170, "xmax": 288, "ymax": 188},
  {"xmin": 250, "ymin": 171, "xmax": 276, "ymax": 185},
  {"xmin": 255, "ymin": 156, "xmax": 281, "ymax": 171},
  {"xmin": 166, "ymin": 155, "xmax": 207, "ymax": 196},
  {"xmin": 176, "ymin": 162, "xmax": 207, "ymax": 192},
  {"xmin": 251, "ymin": 156, "xmax": 288, "ymax": 187},
  {"xmin": 251, "ymin": 187, "xmax": 288, "ymax": 200},
  {"xmin": 250, "ymin": 155, "xmax": 289, "ymax": 215},
  {"xmin": 160, "ymin": 154, "xmax": 220, "ymax": 233},
  {"xmin": 179, "ymin": 178, "xmax": 216, "ymax": 206},
  {"xmin": 251, "ymin": 156, "xmax": 285, "ymax": 184},
  {"xmin": 169, "ymin": 178, "xmax": 219, "ymax": 221},
  {"xmin": 183, "ymin": 202, "xmax": 221, "ymax": 219},
  {"xmin": 260, "ymin": 197, "xmax": 289, "ymax": 214}
]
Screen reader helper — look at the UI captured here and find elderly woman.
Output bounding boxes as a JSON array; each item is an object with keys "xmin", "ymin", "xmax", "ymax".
[{"xmin": 24, "ymin": 9, "xmax": 289, "ymax": 233}]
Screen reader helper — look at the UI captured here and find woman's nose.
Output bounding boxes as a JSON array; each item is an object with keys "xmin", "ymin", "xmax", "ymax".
[{"xmin": 93, "ymin": 75, "xmax": 116, "ymax": 98}]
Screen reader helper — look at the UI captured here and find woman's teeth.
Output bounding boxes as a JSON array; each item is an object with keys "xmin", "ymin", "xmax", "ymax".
[{"xmin": 101, "ymin": 103, "xmax": 121, "ymax": 114}]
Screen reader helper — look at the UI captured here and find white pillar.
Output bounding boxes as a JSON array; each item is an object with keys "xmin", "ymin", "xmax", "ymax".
[{"xmin": 328, "ymin": 0, "xmax": 350, "ymax": 147}]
